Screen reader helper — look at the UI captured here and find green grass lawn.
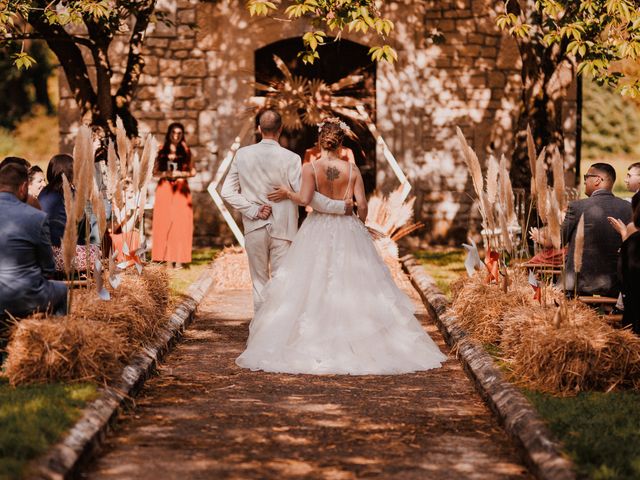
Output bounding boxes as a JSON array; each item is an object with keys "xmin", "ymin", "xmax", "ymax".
[
  {"xmin": 0, "ymin": 379, "xmax": 97, "ymax": 479},
  {"xmin": 168, "ymin": 247, "xmax": 220, "ymax": 297},
  {"xmin": 413, "ymin": 248, "xmax": 465, "ymax": 298},
  {"xmin": 526, "ymin": 391, "xmax": 640, "ymax": 480}
]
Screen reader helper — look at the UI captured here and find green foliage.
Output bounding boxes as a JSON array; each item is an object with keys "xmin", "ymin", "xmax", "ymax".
[
  {"xmin": 498, "ymin": 0, "xmax": 640, "ymax": 97},
  {"xmin": 246, "ymin": 0, "xmax": 396, "ymax": 64},
  {"xmin": 0, "ymin": 41, "xmax": 55, "ymax": 130},
  {"xmin": 582, "ymin": 79, "xmax": 640, "ymax": 160},
  {"xmin": 525, "ymin": 390, "xmax": 640, "ymax": 480},
  {"xmin": 0, "ymin": 379, "xmax": 97, "ymax": 479}
]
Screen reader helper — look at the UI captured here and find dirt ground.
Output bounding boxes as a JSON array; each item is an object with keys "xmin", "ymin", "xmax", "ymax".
[{"xmin": 83, "ymin": 283, "xmax": 531, "ymax": 480}]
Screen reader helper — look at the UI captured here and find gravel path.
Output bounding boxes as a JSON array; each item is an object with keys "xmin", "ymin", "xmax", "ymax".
[{"xmin": 83, "ymin": 283, "xmax": 530, "ymax": 479}]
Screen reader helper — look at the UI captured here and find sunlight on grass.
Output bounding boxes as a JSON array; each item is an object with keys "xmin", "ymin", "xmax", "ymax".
[
  {"xmin": 0, "ymin": 111, "xmax": 59, "ymax": 169},
  {"xmin": 413, "ymin": 248, "xmax": 465, "ymax": 298},
  {"xmin": 526, "ymin": 390, "xmax": 640, "ymax": 480},
  {"xmin": 168, "ymin": 247, "xmax": 220, "ymax": 297},
  {"xmin": 0, "ymin": 379, "xmax": 97, "ymax": 479}
]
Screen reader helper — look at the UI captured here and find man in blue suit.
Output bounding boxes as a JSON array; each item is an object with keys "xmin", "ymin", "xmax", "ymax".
[{"xmin": 0, "ymin": 163, "xmax": 67, "ymax": 319}]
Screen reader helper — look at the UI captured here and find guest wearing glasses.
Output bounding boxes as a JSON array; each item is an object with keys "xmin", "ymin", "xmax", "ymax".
[{"xmin": 562, "ymin": 163, "xmax": 631, "ymax": 297}]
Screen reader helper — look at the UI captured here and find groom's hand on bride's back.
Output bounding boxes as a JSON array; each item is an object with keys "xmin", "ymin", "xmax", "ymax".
[{"xmin": 256, "ymin": 204, "xmax": 272, "ymax": 220}]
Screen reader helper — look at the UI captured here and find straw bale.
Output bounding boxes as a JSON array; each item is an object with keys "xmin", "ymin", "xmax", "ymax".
[
  {"xmin": 500, "ymin": 302, "xmax": 640, "ymax": 394},
  {"xmin": 451, "ymin": 271, "xmax": 532, "ymax": 344},
  {"xmin": 3, "ymin": 316, "xmax": 127, "ymax": 386},
  {"xmin": 211, "ymin": 247, "xmax": 253, "ymax": 290}
]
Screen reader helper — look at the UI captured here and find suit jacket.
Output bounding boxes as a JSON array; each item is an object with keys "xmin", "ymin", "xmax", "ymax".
[
  {"xmin": 0, "ymin": 192, "xmax": 59, "ymax": 316},
  {"xmin": 619, "ymin": 231, "xmax": 640, "ymax": 333},
  {"xmin": 221, "ymin": 139, "xmax": 345, "ymax": 241},
  {"xmin": 562, "ymin": 189, "xmax": 632, "ymax": 296}
]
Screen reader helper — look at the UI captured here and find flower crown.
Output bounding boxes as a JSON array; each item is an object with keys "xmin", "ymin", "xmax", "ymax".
[{"xmin": 318, "ymin": 117, "xmax": 349, "ymax": 134}]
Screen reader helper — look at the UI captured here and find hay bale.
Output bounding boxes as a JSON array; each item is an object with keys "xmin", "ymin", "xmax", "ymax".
[
  {"xmin": 141, "ymin": 264, "xmax": 170, "ymax": 315},
  {"xmin": 211, "ymin": 247, "xmax": 252, "ymax": 290},
  {"xmin": 500, "ymin": 302, "xmax": 640, "ymax": 394},
  {"xmin": 73, "ymin": 269, "xmax": 168, "ymax": 347},
  {"xmin": 450, "ymin": 271, "xmax": 532, "ymax": 344},
  {"xmin": 3, "ymin": 317, "xmax": 127, "ymax": 386}
]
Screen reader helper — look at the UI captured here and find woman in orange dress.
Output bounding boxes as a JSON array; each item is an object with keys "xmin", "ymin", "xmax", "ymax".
[{"xmin": 151, "ymin": 122, "xmax": 194, "ymax": 268}]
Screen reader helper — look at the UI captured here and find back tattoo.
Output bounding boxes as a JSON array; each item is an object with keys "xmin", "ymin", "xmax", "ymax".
[{"xmin": 325, "ymin": 165, "xmax": 340, "ymax": 196}]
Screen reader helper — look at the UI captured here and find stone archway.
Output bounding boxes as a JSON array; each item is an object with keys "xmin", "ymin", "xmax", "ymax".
[{"xmin": 254, "ymin": 38, "xmax": 377, "ymax": 193}]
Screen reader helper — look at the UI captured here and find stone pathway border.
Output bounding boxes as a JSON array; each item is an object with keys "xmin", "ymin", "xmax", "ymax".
[
  {"xmin": 27, "ymin": 269, "xmax": 214, "ymax": 480},
  {"xmin": 400, "ymin": 254, "xmax": 575, "ymax": 480}
]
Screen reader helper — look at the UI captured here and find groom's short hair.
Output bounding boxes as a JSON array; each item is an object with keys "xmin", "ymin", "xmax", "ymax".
[{"xmin": 259, "ymin": 110, "xmax": 282, "ymax": 135}]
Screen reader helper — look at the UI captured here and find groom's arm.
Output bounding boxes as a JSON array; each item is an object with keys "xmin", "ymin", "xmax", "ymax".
[
  {"xmin": 221, "ymin": 160, "xmax": 261, "ymax": 219},
  {"xmin": 287, "ymin": 157, "xmax": 348, "ymax": 215}
]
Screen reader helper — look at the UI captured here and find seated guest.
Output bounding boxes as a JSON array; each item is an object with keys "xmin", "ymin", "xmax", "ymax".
[
  {"xmin": 0, "ymin": 163, "xmax": 67, "ymax": 318},
  {"xmin": 38, "ymin": 154, "xmax": 100, "ymax": 273},
  {"xmin": 1, "ymin": 157, "xmax": 41, "ymax": 209},
  {"xmin": 28, "ymin": 165, "xmax": 46, "ymax": 198},
  {"xmin": 618, "ymin": 201, "xmax": 640, "ymax": 334},
  {"xmin": 562, "ymin": 163, "xmax": 632, "ymax": 296},
  {"xmin": 528, "ymin": 226, "xmax": 566, "ymax": 266}
]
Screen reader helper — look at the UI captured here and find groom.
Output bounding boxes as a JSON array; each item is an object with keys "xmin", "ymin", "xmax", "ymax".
[{"xmin": 221, "ymin": 110, "xmax": 351, "ymax": 311}]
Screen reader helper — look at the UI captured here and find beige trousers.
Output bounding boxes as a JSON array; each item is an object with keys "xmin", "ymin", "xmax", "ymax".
[{"xmin": 244, "ymin": 226, "xmax": 291, "ymax": 312}]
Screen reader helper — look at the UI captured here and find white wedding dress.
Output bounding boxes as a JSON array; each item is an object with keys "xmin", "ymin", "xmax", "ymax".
[{"xmin": 236, "ymin": 165, "xmax": 446, "ymax": 375}]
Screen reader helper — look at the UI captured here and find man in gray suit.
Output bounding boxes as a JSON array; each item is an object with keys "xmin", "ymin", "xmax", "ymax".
[
  {"xmin": 0, "ymin": 163, "xmax": 67, "ymax": 319},
  {"xmin": 563, "ymin": 162, "xmax": 632, "ymax": 296},
  {"xmin": 222, "ymin": 110, "xmax": 351, "ymax": 311}
]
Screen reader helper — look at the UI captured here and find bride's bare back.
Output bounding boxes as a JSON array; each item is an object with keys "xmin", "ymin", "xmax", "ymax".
[{"xmin": 307, "ymin": 154, "xmax": 367, "ymax": 221}]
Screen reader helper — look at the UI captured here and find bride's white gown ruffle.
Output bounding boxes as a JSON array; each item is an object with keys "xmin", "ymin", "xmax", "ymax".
[{"xmin": 236, "ymin": 211, "xmax": 447, "ymax": 375}]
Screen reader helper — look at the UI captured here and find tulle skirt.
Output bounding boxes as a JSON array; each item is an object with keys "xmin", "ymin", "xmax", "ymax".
[{"xmin": 236, "ymin": 212, "xmax": 446, "ymax": 375}]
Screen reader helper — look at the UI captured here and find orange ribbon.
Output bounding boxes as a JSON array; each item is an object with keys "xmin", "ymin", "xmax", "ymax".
[{"xmin": 484, "ymin": 249, "xmax": 500, "ymax": 284}]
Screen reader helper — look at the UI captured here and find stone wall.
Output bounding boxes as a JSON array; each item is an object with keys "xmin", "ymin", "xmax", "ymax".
[{"xmin": 59, "ymin": 0, "xmax": 578, "ymax": 247}]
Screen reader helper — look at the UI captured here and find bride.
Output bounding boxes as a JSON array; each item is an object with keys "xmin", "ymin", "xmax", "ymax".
[{"xmin": 235, "ymin": 118, "xmax": 446, "ymax": 375}]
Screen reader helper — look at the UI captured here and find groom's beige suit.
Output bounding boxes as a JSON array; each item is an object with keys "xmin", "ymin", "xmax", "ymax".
[{"xmin": 221, "ymin": 139, "xmax": 346, "ymax": 311}]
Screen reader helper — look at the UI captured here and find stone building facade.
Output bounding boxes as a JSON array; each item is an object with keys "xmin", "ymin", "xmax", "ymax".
[{"xmin": 59, "ymin": 0, "xmax": 578, "ymax": 246}]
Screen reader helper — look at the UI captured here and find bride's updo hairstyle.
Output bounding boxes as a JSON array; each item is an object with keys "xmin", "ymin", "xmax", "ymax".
[{"xmin": 318, "ymin": 118, "xmax": 346, "ymax": 152}]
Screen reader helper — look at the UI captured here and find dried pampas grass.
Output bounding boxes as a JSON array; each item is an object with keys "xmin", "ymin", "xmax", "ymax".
[
  {"xmin": 574, "ymin": 213, "xmax": 585, "ymax": 273},
  {"xmin": 526, "ymin": 125, "xmax": 537, "ymax": 196}
]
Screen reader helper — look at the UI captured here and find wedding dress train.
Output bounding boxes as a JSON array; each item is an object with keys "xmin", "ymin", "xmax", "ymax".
[{"xmin": 236, "ymin": 208, "xmax": 446, "ymax": 375}]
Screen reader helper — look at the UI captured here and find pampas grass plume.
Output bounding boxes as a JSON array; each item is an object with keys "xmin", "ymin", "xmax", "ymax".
[
  {"xmin": 552, "ymin": 148, "xmax": 566, "ymax": 211},
  {"xmin": 61, "ymin": 174, "xmax": 77, "ymax": 278},
  {"xmin": 486, "ymin": 155, "xmax": 499, "ymax": 204},
  {"xmin": 526, "ymin": 125, "xmax": 537, "ymax": 196},
  {"xmin": 574, "ymin": 213, "xmax": 585, "ymax": 273},
  {"xmin": 456, "ymin": 126, "xmax": 484, "ymax": 199}
]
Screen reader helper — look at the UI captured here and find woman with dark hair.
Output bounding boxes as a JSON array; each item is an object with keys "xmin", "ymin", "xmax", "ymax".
[
  {"xmin": 151, "ymin": 122, "xmax": 195, "ymax": 268},
  {"xmin": 28, "ymin": 165, "xmax": 46, "ymax": 198},
  {"xmin": 39, "ymin": 153, "xmax": 100, "ymax": 273},
  {"xmin": 38, "ymin": 154, "xmax": 74, "ymax": 246}
]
